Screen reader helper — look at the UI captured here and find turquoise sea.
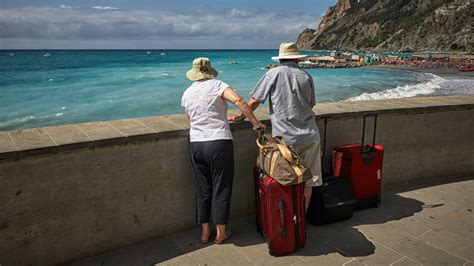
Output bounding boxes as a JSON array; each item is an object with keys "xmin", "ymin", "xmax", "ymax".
[{"xmin": 1, "ymin": 50, "xmax": 473, "ymax": 131}]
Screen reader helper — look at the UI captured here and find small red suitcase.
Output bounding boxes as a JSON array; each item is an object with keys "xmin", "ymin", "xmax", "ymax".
[
  {"xmin": 332, "ymin": 114, "xmax": 384, "ymax": 209},
  {"xmin": 254, "ymin": 167, "xmax": 306, "ymax": 256}
]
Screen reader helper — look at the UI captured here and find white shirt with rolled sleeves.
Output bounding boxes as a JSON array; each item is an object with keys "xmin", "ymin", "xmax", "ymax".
[{"xmin": 181, "ymin": 79, "xmax": 233, "ymax": 142}]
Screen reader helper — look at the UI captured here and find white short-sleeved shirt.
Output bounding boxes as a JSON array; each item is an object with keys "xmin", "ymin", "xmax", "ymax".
[{"xmin": 181, "ymin": 79, "xmax": 232, "ymax": 142}]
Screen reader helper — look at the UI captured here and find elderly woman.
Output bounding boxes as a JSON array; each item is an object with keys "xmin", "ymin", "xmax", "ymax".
[{"xmin": 181, "ymin": 57, "xmax": 265, "ymax": 244}]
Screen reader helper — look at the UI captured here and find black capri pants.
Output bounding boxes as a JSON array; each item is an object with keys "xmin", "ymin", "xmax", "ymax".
[{"xmin": 189, "ymin": 140, "xmax": 234, "ymax": 225}]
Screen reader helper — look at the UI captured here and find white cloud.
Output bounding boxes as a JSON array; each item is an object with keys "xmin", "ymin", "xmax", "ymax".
[
  {"xmin": 229, "ymin": 8, "xmax": 250, "ymax": 17},
  {"xmin": 92, "ymin": 6, "xmax": 119, "ymax": 10},
  {"xmin": 0, "ymin": 7, "xmax": 319, "ymax": 48},
  {"xmin": 59, "ymin": 4, "xmax": 73, "ymax": 9}
]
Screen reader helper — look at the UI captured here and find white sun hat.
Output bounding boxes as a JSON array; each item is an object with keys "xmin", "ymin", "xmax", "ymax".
[{"xmin": 271, "ymin": 42, "xmax": 307, "ymax": 61}]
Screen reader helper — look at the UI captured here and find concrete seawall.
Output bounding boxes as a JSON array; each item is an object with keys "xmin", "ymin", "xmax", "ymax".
[{"xmin": 0, "ymin": 96, "xmax": 473, "ymax": 265}]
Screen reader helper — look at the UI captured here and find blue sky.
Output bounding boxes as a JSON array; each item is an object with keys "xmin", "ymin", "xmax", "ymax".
[{"xmin": 0, "ymin": 0, "xmax": 337, "ymax": 49}]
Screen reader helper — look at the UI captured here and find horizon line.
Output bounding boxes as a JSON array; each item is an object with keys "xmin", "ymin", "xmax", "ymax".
[{"xmin": 0, "ymin": 48, "xmax": 280, "ymax": 51}]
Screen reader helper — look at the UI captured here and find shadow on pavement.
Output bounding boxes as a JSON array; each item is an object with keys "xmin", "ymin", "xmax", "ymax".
[
  {"xmin": 232, "ymin": 192, "xmax": 424, "ymax": 258},
  {"xmin": 69, "ymin": 176, "xmax": 467, "ymax": 265}
]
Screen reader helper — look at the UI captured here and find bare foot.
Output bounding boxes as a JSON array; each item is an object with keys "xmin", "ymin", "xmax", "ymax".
[
  {"xmin": 215, "ymin": 224, "xmax": 231, "ymax": 244},
  {"xmin": 201, "ymin": 223, "xmax": 211, "ymax": 244}
]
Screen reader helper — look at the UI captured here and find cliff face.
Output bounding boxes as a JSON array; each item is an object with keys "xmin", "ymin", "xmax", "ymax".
[{"xmin": 297, "ymin": 0, "xmax": 473, "ymax": 52}]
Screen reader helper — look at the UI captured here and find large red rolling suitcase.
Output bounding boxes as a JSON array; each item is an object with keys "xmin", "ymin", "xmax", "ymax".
[
  {"xmin": 254, "ymin": 167, "xmax": 306, "ymax": 256},
  {"xmin": 332, "ymin": 114, "xmax": 384, "ymax": 209}
]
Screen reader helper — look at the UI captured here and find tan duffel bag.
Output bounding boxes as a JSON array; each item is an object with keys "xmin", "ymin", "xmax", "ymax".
[{"xmin": 256, "ymin": 133, "xmax": 312, "ymax": 186}]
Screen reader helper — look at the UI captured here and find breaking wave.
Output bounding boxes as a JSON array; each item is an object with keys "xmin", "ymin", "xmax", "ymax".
[
  {"xmin": 0, "ymin": 113, "xmax": 64, "ymax": 130},
  {"xmin": 346, "ymin": 73, "xmax": 446, "ymax": 102},
  {"xmin": 136, "ymin": 72, "xmax": 170, "ymax": 80}
]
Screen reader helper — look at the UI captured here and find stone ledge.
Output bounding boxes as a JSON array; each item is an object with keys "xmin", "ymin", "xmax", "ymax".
[{"xmin": 0, "ymin": 95, "xmax": 472, "ymax": 162}]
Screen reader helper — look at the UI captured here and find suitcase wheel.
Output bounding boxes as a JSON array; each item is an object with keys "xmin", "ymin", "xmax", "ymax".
[{"xmin": 267, "ymin": 241, "xmax": 275, "ymax": 256}]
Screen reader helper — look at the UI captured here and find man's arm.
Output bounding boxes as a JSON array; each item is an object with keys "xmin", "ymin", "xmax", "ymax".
[
  {"xmin": 228, "ymin": 74, "xmax": 273, "ymax": 122},
  {"xmin": 228, "ymin": 97, "xmax": 261, "ymax": 122},
  {"xmin": 248, "ymin": 98, "xmax": 261, "ymax": 111},
  {"xmin": 222, "ymin": 88, "xmax": 265, "ymax": 130}
]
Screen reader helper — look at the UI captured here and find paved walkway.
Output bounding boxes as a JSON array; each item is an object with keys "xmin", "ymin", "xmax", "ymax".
[{"xmin": 70, "ymin": 177, "xmax": 473, "ymax": 265}]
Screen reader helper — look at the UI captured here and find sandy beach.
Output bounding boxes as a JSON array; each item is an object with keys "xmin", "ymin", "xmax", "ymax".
[{"xmin": 368, "ymin": 64, "xmax": 474, "ymax": 77}]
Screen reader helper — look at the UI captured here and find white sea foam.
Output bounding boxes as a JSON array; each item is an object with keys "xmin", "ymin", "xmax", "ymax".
[
  {"xmin": 430, "ymin": 76, "xmax": 474, "ymax": 96},
  {"xmin": 137, "ymin": 73, "xmax": 169, "ymax": 79},
  {"xmin": 346, "ymin": 73, "xmax": 446, "ymax": 102},
  {"xmin": 0, "ymin": 113, "xmax": 65, "ymax": 130},
  {"xmin": 0, "ymin": 116, "xmax": 37, "ymax": 130}
]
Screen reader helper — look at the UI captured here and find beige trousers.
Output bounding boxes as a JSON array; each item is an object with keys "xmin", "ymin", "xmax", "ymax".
[{"xmin": 294, "ymin": 141, "xmax": 323, "ymax": 187}]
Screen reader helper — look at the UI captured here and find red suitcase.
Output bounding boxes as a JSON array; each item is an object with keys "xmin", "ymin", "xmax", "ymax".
[
  {"xmin": 332, "ymin": 114, "xmax": 384, "ymax": 209},
  {"xmin": 254, "ymin": 167, "xmax": 306, "ymax": 256}
]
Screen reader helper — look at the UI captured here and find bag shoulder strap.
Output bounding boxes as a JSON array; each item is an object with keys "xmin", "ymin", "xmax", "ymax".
[
  {"xmin": 276, "ymin": 143, "xmax": 294, "ymax": 163},
  {"xmin": 274, "ymin": 139, "xmax": 305, "ymax": 184},
  {"xmin": 258, "ymin": 133, "xmax": 305, "ymax": 184}
]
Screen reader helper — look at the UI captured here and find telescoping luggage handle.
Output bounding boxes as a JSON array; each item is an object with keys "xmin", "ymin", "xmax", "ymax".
[
  {"xmin": 361, "ymin": 114, "xmax": 378, "ymax": 164},
  {"xmin": 278, "ymin": 200, "xmax": 287, "ymax": 238},
  {"xmin": 256, "ymin": 128, "xmax": 266, "ymax": 180},
  {"xmin": 322, "ymin": 118, "xmax": 329, "ymax": 177}
]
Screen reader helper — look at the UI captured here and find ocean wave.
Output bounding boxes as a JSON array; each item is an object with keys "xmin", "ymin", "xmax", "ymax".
[
  {"xmin": 430, "ymin": 76, "xmax": 474, "ymax": 96},
  {"xmin": 0, "ymin": 113, "xmax": 64, "ymax": 130},
  {"xmin": 346, "ymin": 73, "xmax": 446, "ymax": 102},
  {"xmin": 0, "ymin": 116, "xmax": 37, "ymax": 130},
  {"xmin": 137, "ymin": 73, "xmax": 170, "ymax": 79}
]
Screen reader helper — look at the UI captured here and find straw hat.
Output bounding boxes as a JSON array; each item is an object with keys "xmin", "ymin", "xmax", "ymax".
[
  {"xmin": 271, "ymin": 42, "xmax": 307, "ymax": 61},
  {"xmin": 186, "ymin": 57, "xmax": 219, "ymax": 81}
]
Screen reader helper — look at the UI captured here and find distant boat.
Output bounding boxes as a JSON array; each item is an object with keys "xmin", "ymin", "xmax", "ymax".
[
  {"xmin": 160, "ymin": 52, "xmax": 166, "ymax": 56},
  {"xmin": 147, "ymin": 51, "xmax": 151, "ymax": 55},
  {"xmin": 43, "ymin": 53, "xmax": 51, "ymax": 57},
  {"xmin": 9, "ymin": 53, "xmax": 14, "ymax": 56},
  {"xmin": 229, "ymin": 61, "xmax": 238, "ymax": 64}
]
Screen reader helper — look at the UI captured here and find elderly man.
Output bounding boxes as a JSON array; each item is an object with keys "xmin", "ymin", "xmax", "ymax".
[{"xmin": 231, "ymin": 42, "xmax": 322, "ymax": 211}]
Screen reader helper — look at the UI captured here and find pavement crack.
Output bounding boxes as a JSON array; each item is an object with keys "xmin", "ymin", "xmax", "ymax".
[
  {"xmin": 390, "ymin": 256, "xmax": 407, "ymax": 265},
  {"xmin": 415, "ymin": 229, "xmax": 433, "ymax": 239}
]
